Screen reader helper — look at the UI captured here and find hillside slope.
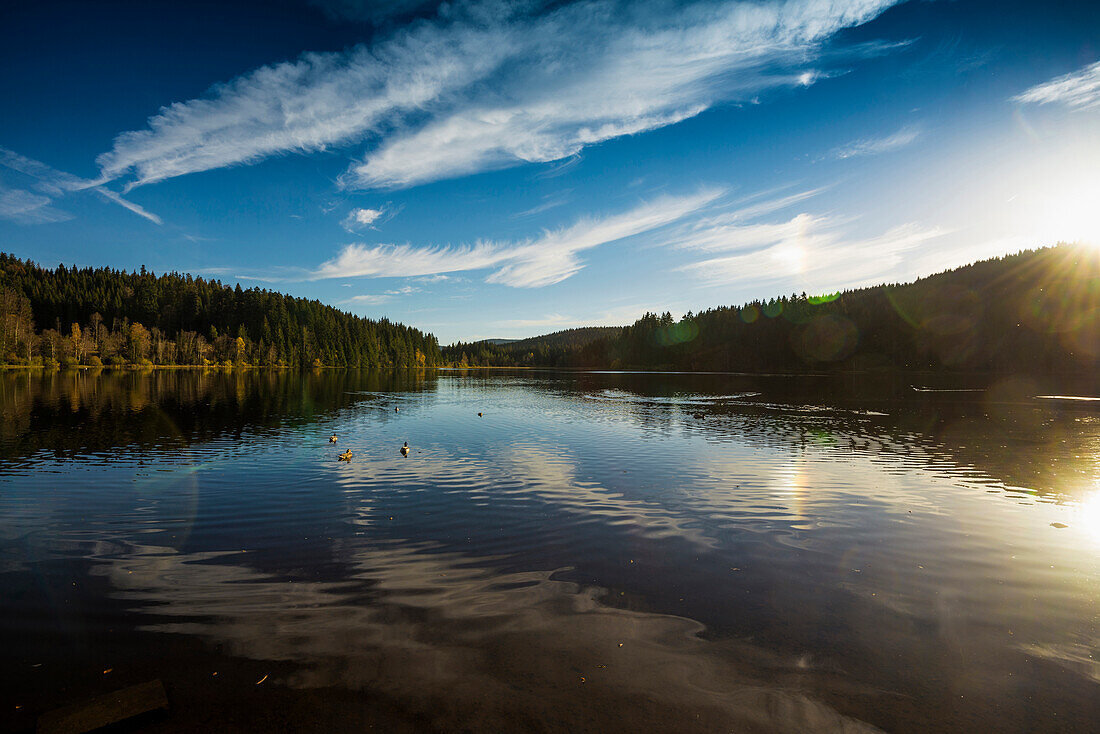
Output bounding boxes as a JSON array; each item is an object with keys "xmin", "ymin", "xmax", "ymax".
[{"xmin": 449, "ymin": 244, "xmax": 1100, "ymax": 376}]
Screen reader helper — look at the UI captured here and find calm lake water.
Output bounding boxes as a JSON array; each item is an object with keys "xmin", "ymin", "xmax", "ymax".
[{"xmin": 1, "ymin": 369, "xmax": 1098, "ymax": 732}]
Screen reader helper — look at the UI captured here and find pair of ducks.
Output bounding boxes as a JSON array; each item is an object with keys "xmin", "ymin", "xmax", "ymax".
[
  {"xmin": 330, "ymin": 434, "xmax": 408, "ymax": 461},
  {"xmin": 331, "ymin": 435, "xmax": 354, "ymax": 461}
]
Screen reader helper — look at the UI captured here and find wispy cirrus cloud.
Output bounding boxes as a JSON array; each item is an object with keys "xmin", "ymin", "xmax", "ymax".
[
  {"xmin": 512, "ymin": 192, "xmax": 572, "ymax": 218},
  {"xmin": 666, "ymin": 186, "xmax": 951, "ymax": 291},
  {"xmin": 91, "ymin": 187, "xmax": 163, "ymax": 225},
  {"xmin": 677, "ymin": 207, "xmax": 950, "ymax": 292},
  {"xmin": 94, "ymin": 0, "xmax": 901, "ymax": 191},
  {"xmin": 456, "ymin": 302, "xmax": 655, "ymax": 340},
  {"xmin": 665, "ymin": 187, "xmax": 828, "ymax": 250},
  {"xmin": 831, "ymin": 124, "xmax": 922, "ymax": 159},
  {"xmin": 675, "ymin": 211, "xmax": 837, "ymax": 253},
  {"xmin": 1013, "ymin": 60, "xmax": 1100, "ymax": 110},
  {"xmin": 0, "ymin": 147, "xmax": 162, "ymax": 224},
  {"xmin": 494, "ymin": 304, "xmax": 650, "ymax": 331},
  {"xmin": 315, "ymin": 189, "xmax": 721, "ymax": 286},
  {"xmin": 341, "ymin": 284, "xmax": 420, "ymax": 307},
  {"xmin": 342, "ymin": 294, "xmax": 395, "ymax": 306},
  {"xmin": 0, "ymin": 184, "xmax": 73, "ymax": 224}
]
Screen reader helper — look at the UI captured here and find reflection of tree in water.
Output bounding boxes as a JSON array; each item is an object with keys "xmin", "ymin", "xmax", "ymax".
[
  {"xmin": 556, "ymin": 370, "xmax": 1100, "ymax": 502},
  {"xmin": 2, "ymin": 367, "xmax": 1096, "ymax": 500},
  {"xmin": 0, "ymin": 370, "xmax": 439, "ymax": 459}
]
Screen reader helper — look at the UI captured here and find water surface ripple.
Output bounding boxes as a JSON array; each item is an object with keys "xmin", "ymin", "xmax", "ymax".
[{"xmin": 1, "ymin": 369, "xmax": 1098, "ymax": 732}]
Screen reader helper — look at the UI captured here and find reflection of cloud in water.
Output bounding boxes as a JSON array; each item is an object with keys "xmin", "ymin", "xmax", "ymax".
[
  {"xmin": 681, "ymin": 449, "xmax": 928, "ymax": 529},
  {"xmin": 94, "ymin": 542, "xmax": 879, "ymax": 733},
  {"xmin": 586, "ymin": 389, "xmax": 763, "ymax": 406},
  {"xmin": 325, "ymin": 442, "xmax": 715, "ymax": 548},
  {"xmin": 585, "ymin": 389, "xmax": 886, "ymax": 418},
  {"xmin": 496, "ymin": 444, "xmax": 711, "ymax": 544},
  {"xmin": 1021, "ymin": 642, "xmax": 1100, "ymax": 684}
]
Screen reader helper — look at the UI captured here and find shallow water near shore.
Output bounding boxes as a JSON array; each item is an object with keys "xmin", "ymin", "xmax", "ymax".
[{"xmin": 1, "ymin": 369, "xmax": 1098, "ymax": 732}]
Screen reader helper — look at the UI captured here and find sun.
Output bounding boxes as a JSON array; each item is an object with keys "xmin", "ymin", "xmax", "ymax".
[
  {"xmin": 1034, "ymin": 181, "xmax": 1100, "ymax": 248},
  {"xmin": 1010, "ymin": 157, "xmax": 1100, "ymax": 249}
]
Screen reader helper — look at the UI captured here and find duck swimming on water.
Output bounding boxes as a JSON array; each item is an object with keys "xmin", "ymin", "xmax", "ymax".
[
  {"xmin": 329, "ymin": 434, "xmax": 338, "ymax": 443},
  {"xmin": 400, "ymin": 442, "xmax": 409, "ymax": 457},
  {"xmin": 338, "ymin": 449, "xmax": 353, "ymax": 461}
]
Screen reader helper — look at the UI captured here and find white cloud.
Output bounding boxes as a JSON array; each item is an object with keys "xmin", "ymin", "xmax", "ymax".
[
  {"xmin": 677, "ymin": 209, "xmax": 950, "ymax": 293},
  {"xmin": 512, "ymin": 192, "xmax": 571, "ymax": 218},
  {"xmin": 343, "ymin": 294, "xmax": 394, "ymax": 305},
  {"xmin": 460, "ymin": 302, "xmax": 661, "ymax": 340},
  {"xmin": 96, "ymin": 13, "xmax": 518, "ymax": 188},
  {"xmin": 497, "ymin": 304, "xmax": 650, "ymax": 330},
  {"xmin": 720, "ymin": 187, "xmax": 827, "ymax": 221},
  {"xmin": 317, "ymin": 241, "xmax": 505, "ymax": 281},
  {"xmin": 655, "ymin": 188, "xmax": 829, "ymax": 251},
  {"xmin": 340, "ymin": 284, "xmax": 420, "ymax": 307},
  {"xmin": 314, "ymin": 189, "xmax": 721, "ymax": 286},
  {"xmin": 1013, "ymin": 60, "xmax": 1100, "ymax": 110},
  {"xmin": 94, "ymin": 0, "xmax": 900, "ymax": 190},
  {"xmin": 831, "ymin": 124, "xmax": 922, "ymax": 159},
  {"xmin": 674, "ymin": 210, "xmax": 837, "ymax": 253},
  {"xmin": 0, "ymin": 147, "xmax": 162, "ymax": 224},
  {"xmin": 0, "ymin": 185, "xmax": 73, "ymax": 224},
  {"xmin": 341, "ymin": 206, "xmax": 388, "ymax": 231},
  {"xmin": 0, "ymin": 147, "xmax": 90, "ymax": 194},
  {"xmin": 346, "ymin": 0, "xmax": 899, "ymax": 188},
  {"xmin": 92, "ymin": 187, "xmax": 163, "ymax": 225}
]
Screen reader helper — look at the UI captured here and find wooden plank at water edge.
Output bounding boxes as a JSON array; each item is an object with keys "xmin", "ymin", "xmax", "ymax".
[{"xmin": 37, "ymin": 680, "xmax": 169, "ymax": 734}]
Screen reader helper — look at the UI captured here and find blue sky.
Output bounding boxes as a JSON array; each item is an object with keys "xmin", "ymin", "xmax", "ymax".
[{"xmin": 1, "ymin": 0, "xmax": 1098, "ymax": 342}]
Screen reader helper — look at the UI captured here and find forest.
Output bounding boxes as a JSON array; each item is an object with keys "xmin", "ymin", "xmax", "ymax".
[
  {"xmin": 3, "ymin": 244, "xmax": 1097, "ymax": 376},
  {"xmin": 444, "ymin": 326, "xmax": 623, "ymax": 367},
  {"xmin": 446, "ymin": 244, "xmax": 1100, "ymax": 376},
  {"xmin": 0, "ymin": 253, "xmax": 441, "ymax": 368}
]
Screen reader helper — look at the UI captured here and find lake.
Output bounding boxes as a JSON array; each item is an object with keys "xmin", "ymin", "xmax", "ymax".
[{"xmin": 1, "ymin": 369, "xmax": 1098, "ymax": 732}]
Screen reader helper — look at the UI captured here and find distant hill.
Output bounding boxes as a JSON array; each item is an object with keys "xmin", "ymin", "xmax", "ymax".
[
  {"xmin": 0, "ymin": 253, "xmax": 440, "ymax": 368},
  {"xmin": 510, "ymin": 326, "xmax": 623, "ymax": 349},
  {"xmin": 445, "ymin": 244, "xmax": 1100, "ymax": 377},
  {"xmin": 445, "ymin": 326, "xmax": 624, "ymax": 367}
]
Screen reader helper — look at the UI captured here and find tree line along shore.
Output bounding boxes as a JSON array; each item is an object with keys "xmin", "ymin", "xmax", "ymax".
[
  {"xmin": 0, "ymin": 253, "xmax": 440, "ymax": 369},
  {"xmin": 2, "ymin": 244, "xmax": 1098, "ymax": 376}
]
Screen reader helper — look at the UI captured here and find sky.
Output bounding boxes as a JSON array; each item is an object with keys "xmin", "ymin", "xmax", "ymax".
[{"xmin": 1, "ymin": 0, "xmax": 1098, "ymax": 343}]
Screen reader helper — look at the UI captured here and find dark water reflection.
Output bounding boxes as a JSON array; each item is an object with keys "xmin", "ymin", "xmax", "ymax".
[{"xmin": 1, "ymin": 369, "xmax": 1098, "ymax": 732}]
